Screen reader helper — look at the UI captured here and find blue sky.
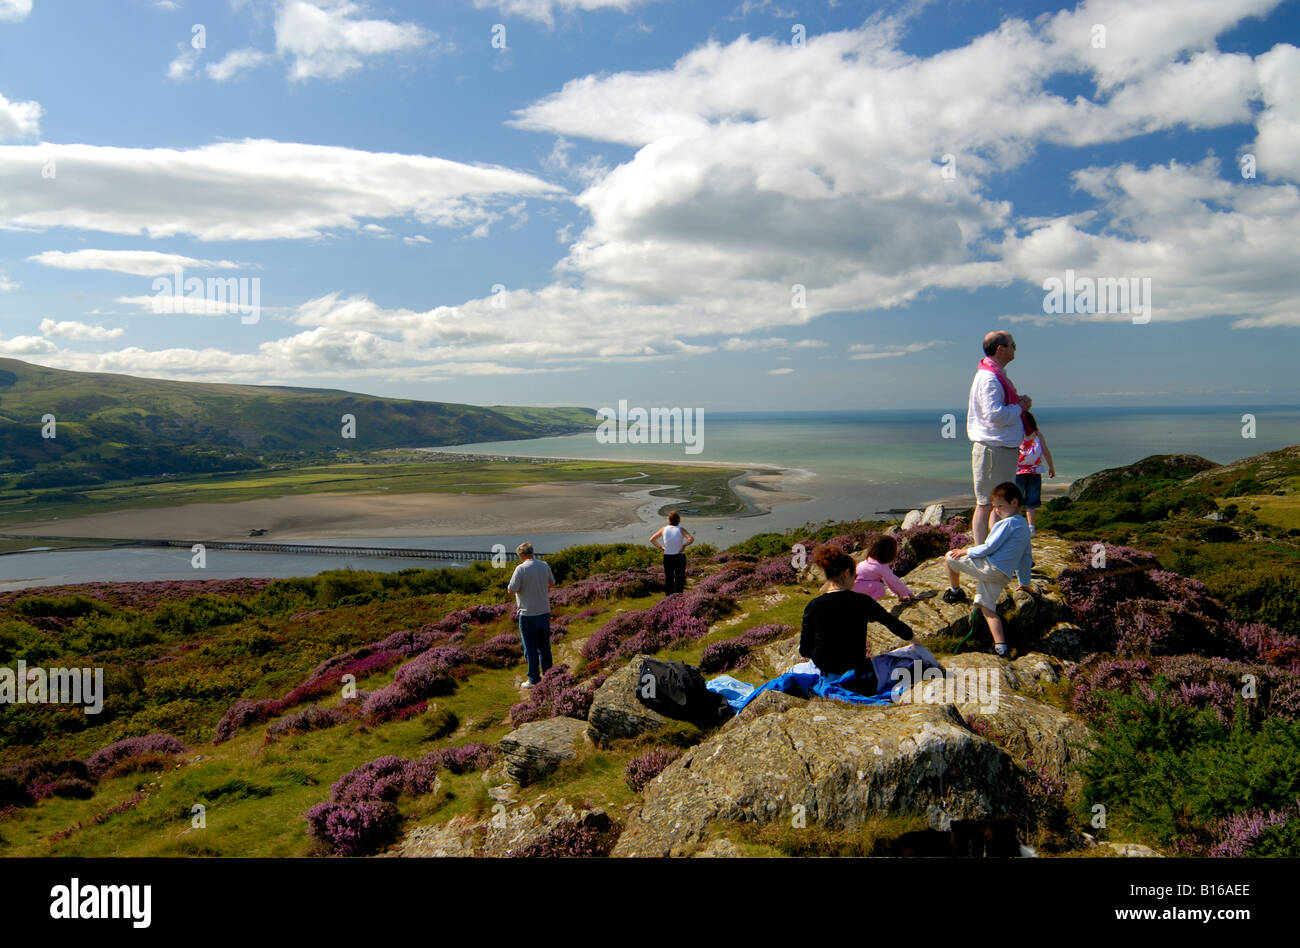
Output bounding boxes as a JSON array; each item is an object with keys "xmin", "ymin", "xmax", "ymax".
[{"xmin": 0, "ymin": 0, "xmax": 1297, "ymax": 413}]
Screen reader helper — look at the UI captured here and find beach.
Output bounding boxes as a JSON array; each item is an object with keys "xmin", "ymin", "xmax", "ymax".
[{"xmin": 3, "ymin": 469, "xmax": 810, "ymax": 544}]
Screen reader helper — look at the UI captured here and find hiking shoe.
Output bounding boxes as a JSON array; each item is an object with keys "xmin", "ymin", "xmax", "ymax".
[{"xmin": 942, "ymin": 587, "xmax": 967, "ymax": 605}]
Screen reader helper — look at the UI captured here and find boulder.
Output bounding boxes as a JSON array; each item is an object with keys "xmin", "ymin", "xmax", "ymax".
[
  {"xmin": 392, "ymin": 796, "xmax": 618, "ymax": 857},
  {"xmin": 921, "ymin": 504, "xmax": 944, "ymax": 526},
  {"xmin": 906, "ymin": 678, "xmax": 1092, "ymax": 795},
  {"xmin": 1011, "ymin": 652, "xmax": 1070, "ymax": 692},
  {"xmin": 498, "ymin": 716, "xmax": 590, "ymax": 785},
  {"xmin": 586, "ymin": 655, "xmax": 666, "ymax": 745},
  {"xmin": 612, "ymin": 701, "xmax": 1029, "ymax": 857},
  {"xmin": 901, "ymin": 509, "xmax": 924, "ymax": 531}
]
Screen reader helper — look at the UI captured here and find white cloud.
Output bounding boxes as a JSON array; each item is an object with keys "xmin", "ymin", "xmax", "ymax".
[
  {"xmin": 473, "ymin": 0, "xmax": 653, "ymax": 28},
  {"xmin": 767, "ymin": 367, "xmax": 794, "ymax": 375},
  {"xmin": 720, "ymin": 337, "xmax": 826, "ymax": 351},
  {"xmin": 403, "ymin": 234, "xmax": 431, "ymax": 245},
  {"xmin": 1, "ymin": 335, "xmax": 54, "ymax": 354},
  {"xmin": 848, "ymin": 341, "xmax": 947, "ymax": 360},
  {"xmin": 0, "ymin": 139, "xmax": 562, "ymax": 241},
  {"xmin": 276, "ymin": 0, "xmax": 434, "ymax": 81},
  {"xmin": 0, "ymin": 0, "xmax": 31, "ymax": 22},
  {"xmin": 168, "ymin": 44, "xmax": 201, "ymax": 80},
  {"xmin": 0, "ymin": 91, "xmax": 41, "ymax": 140},
  {"xmin": 0, "ymin": 270, "xmax": 17, "ymax": 291},
  {"xmin": 39, "ymin": 319, "xmax": 125, "ymax": 340},
  {"xmin": 155, "ymin": 1, "xmax": 179, "ymax": 10},
  {"xmin": 29, "ymin": 250, "xmax": 244, "ymax": 276},
  {"xmin": 1250, "ymin": 43, "xmax": 1300, "ymax": 182},
  {"xmin": 207, "ymin": 48, "xmax": 273, "ymax": 81}
]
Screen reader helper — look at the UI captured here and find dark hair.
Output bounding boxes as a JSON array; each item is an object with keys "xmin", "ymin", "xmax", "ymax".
[
  {"xmin": 866, "ymin": 534, "xmax": 899, "ymax": 564},
  {"xmin": 982, "ymin": 331, "xmax": 1013, "ymax": 357},
  {"xmin": 812, "ymin": 543, "xmax": 855, "ymax": 582},
  {"xmin": 1022, "ymin": 411, "xmax": 1038, "ymax": 435},
  {"xmin": 668, "ymin": 511, "xmax": 680, "ymax": 525},
  {"xmin": 991, "ymin": 482, "xmax": 1023, "ymax": 506}
]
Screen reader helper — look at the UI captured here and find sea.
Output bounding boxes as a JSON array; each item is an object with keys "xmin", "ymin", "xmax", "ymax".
[{"xmin": 2, "ymin": 406, "xmax": 1296, "ymax": 591}]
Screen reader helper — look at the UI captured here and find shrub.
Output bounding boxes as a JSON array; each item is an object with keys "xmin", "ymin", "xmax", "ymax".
[
  {"xmin": 1077, "ymin": 684, "xmax": 1300, "ymax": 849},
  {"xmin": 305, "ymin": 800, "xmax": 402, "ymax": 857},
  {"xmin": 509, "ymin": 666, "xmax": 593, "ymax": 726},
  {"xmin": 468, "ymin": 633, "xmax": 524, "ymax": 668},
  {"xmin": 625, "ymin": 748, "xmax": 682, "ymax": 792},
  {"xmin": 85, "ymin": 734, "xmax": 186, "ymax": 777},
  {"xmin": 420, "ymin": 707, "xmax": 459, "ymax": 741},
  {"xmin": 266, "ymin": 706, "xmax": 347, "ymax": 741},
  {"xmin": 331, "ymin": 755, "xmax": 409, "ymax": 804},
  {"xmin": 102, "ymin": 752, "xmax": 176, "ymax": 779},
  {"xmin": 508, "ymin": 813, "xmax": 621, "ymax": 857},
  {"xmin": 213, "ymin": 699, "xmax": 271, "ymax": 743},
  {"xmin": 30, "ymin": 778, "xmax": 96, "ymax": 801}
]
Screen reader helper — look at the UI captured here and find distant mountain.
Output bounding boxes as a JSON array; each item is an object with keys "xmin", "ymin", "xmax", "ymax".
[{"xmin": 0, "ymin": 358, "xmax": 596, "ymax": 487}]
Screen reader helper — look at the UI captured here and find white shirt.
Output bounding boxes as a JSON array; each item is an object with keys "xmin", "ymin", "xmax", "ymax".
[
  {"xmin": 661, "ymin": 524, "xmax": 685, "ymax": 555},
  {"xmin": 967, "ymin": 366, "xmax": 1024, "ymax": 448}
]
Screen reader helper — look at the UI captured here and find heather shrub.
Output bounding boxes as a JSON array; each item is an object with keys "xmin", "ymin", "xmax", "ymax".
[
  {"xmin": 893, "ymin": 524, "xmax": 969, "ymax": 576},
  {"xmin": 509, "ymin": 812, "xmax": 621, "ymax": 857},
  {"xmin": 699, "ymin": 638, "xmax": 750, "ymax": 674},
  {"xmin": 1068, "ymin": 655, "xmax": 1300, "ymax": 724},
  {"xmin": 31, "ymin": 778, "xmax": 96, "ymax": 801},
  {"xmin": 332, "ymin": 755, "xmax": 409, "ymax": 804},
  {"xmin": 468, "ymin": 633, "xmax": 524, "ymax": 668},
  {"xmin": 86, "ymin": 734, "xmax": 186, "ymax": 777},
  {"xmin": 305, "ymin": 800, "xmax": 402, "ymax": 857},
  {"xmin": 414, "ymin": 741, "xmax": 496, "ymax": 776},
  {"xmin": 1198, "ymin": 799, "xmax": 1300, "ymax": 857},
  {"xmin": 509, "ymin": 666, "xmax": 593, "ymax": 726},
  {"xmin": 102, "ymin": 752, "xmax": 176, "ymax": 779},
  {"xmin": 698, "ymin": 622, "xmax": 795, "ymax": 674},
  {"xmin": 1057, "ymin": 544, "xmax": 1238, "ymax": 657},
  {"xmin": 625, "ymin": 748, "xmax": 682, "ymax": 792},
  {"xmin": 266, "ymin": 706, "xmax": 347, "ymax": 741},
  {"xmin": 213, "ymin": 698, "xmax": 272, "ymax": 743}
]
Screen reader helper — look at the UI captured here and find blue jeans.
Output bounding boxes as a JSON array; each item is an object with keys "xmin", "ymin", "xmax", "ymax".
[{"xmin": 518, "ymin": 613, "xmax": 553, "ymax": 684}]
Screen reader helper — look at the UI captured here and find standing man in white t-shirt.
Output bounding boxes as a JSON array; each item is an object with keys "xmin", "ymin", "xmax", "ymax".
[
  {"xmin": 507, "ymin": 542, "xmax": 555, "ymax": 688},
  {"xmin": 967, "ymin": 331, "xmax": 1032, "ymax": 544},
  {"xmin": 650, "ymin": 511, "xmax": 694, "ymax": 595}
]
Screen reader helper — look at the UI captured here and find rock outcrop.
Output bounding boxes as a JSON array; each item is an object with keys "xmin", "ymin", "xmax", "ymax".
[
  {"xmin": 612, "ymin": 701, "xmax": 1029, "ymax": 857},
  {"xmin": 586, "ymin": 654, "xmax": 666, "ymax": 745},
  {"xmin": 498, "ymin": 716, "xmax": 590, "ymax": 785}
]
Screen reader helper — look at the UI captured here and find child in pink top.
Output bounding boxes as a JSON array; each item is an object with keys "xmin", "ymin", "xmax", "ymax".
[{"xmin": 853, "ymin": 535, "xmax": 916, "ymax": 602}]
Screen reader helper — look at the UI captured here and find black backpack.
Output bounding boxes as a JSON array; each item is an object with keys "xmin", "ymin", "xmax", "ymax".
[{"xmin": 636, "ymin": 658, "xmax": 734, "ymax": 728}]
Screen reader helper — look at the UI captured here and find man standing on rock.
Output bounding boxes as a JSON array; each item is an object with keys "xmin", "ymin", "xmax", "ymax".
[
  {"xmin": 508, "ymin": 542, "xmax": 555, "ymax": 688},
  {"xmin": 967, "ymin": 331, "xmax": 1031, "ymax": 544}
]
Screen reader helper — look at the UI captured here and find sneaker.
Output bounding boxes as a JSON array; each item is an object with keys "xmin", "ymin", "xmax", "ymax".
[
  {"xmin": 520, "ymin": 679, "xmax": 535, "ymax": 689},
  {"xmin": 941, "ymin": 587, "xmax": 967, "ymax": 605},
  {"xmin": 993, "ymin": 643, "xmax": 1011, "ymax": 657}
]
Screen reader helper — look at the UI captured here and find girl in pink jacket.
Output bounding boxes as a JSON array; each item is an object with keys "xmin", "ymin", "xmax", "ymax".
[{"xmin": 853, "ymin": 535, "xmax": 916, "ymax": 602}]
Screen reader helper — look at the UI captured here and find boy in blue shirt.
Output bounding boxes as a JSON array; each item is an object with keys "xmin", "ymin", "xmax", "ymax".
[{"xmin": 941, "ymin": 482, "xmax": 1034, "ymax": 657}]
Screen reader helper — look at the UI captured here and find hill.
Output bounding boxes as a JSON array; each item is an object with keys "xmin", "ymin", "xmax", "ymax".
[{"xmin": 0, "ymin": 358, "xmax": 596, "ymax": 488}]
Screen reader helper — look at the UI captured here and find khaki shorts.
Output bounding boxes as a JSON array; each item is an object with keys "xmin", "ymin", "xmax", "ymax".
[
  {"xmin": 948, "ymin": 553, "xmax": 1011, "ymax": 609},
  {"xmin": 972, "ymin": 442, "xmax": 1018, "ymax": 505}
]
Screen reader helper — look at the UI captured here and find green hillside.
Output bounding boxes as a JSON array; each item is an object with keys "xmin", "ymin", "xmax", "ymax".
[{"xmin": 0, "ymin": 358, "xmax": 596, "ymax": 488}]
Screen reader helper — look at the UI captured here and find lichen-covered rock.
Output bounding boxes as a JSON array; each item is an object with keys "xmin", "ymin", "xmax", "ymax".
[
  {"xmin": 1011, "ymin": 652, "xmax": 1069, "ymax": 691},
  {"xmin": 586, "ymin": 655, "xmax": 666, "ymax": 745},
  {"xmin": 921, "ymin": 504, "xmax": 944, "ymax": 526},
  {"xmin": 612, "ymin": 701, "xmax": 1028, "ymax": 857},
  {"xmin": 499, "ymin": 717, "xmax": 589, "ymax": 785}
]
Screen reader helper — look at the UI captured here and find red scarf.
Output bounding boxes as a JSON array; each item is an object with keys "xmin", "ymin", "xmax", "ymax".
[{"xmin": 979, "ymin": 356, "xmax": 1028, "ymax": 434}]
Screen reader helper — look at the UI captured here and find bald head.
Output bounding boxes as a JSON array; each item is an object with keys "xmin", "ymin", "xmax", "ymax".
[{"xmin": 983, "ymin": 331, "xmax": 1014, "ymax": 357}]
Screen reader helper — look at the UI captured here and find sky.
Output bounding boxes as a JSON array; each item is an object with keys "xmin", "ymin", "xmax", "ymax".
[{"xmin": 0, "ymin": 0, "xmax": 1297, "ymax": 413}]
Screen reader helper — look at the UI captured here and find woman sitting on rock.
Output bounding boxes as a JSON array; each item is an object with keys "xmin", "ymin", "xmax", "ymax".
[{"xmin": 800, "ymin": 544, "xmax": 915, "ymax": 695}]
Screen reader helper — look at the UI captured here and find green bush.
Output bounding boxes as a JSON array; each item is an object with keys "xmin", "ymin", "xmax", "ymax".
[
  {"xmin": 1078, "ymin": 682, "xmax": 1300, "ymax": 849},
  {"xmin": 545, "ymin": 543, "xmax": 661, "ymax": 583}
]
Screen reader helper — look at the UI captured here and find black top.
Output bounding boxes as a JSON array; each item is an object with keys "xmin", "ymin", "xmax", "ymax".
[{"xmin": 800, "ymin": 589, "xmax": 913, "ymax": 677}]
